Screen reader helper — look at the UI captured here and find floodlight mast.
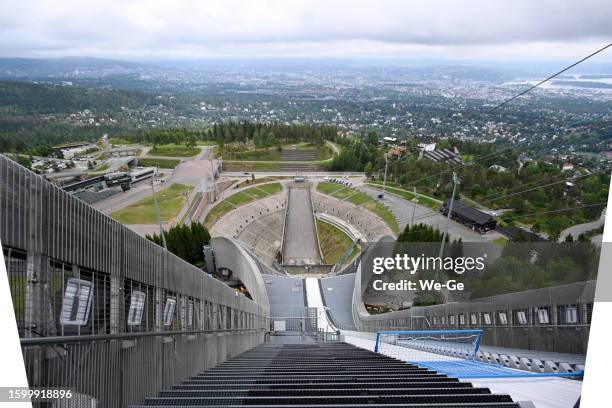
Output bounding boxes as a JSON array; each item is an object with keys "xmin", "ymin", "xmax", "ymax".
[
  {"xmin": 410, "ymin": 187, "xmax": 418, "ymax": 225},
  {"xmin": 150, "ymin": 171, "xmax": 167, "ymax": 249},
  {"xmin": 209, "ymin": 159, "xmax": 218, "ymax": 201},
  {"xmin": 381, "ymin": 153, "xmax": 389, "ymax": 198},
  {"xmin": 438, "ymin": 172, "xmax": 460, "ymax": 259}
]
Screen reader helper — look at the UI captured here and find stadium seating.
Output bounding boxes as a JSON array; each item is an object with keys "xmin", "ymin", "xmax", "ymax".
[
  {"xmin": 131, "ymin": 342, "xmax": 520, "ymax": 407},
  {"xmin": 312, "ymin": 192, "xmax": 392, "ymax": 240},
  {"xmin": 236, "ymin": 212, "xmax": 284, "ymax": 265},
  {"xmin": 211, "ymin": 193, "xmax": 286, "ymax": 264}
]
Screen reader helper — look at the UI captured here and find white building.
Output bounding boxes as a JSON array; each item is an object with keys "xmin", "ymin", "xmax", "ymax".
[
  {"xmin": 60, "ymin": 143, "xmax": 96, "ymax": 159},
  {"xmin": 417, "ymin": 142, "xmax": 436, "ymax": 152},
  {"xmin": 561, "ymin": 163, "xmax": 575, "ymax": 172}
]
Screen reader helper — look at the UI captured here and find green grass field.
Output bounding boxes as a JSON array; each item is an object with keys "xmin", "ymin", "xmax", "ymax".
[
  {"xmin": 205, "ymin": 182, "xmax": 283, "ymax": 228},
  {"xmin": 149, "ymin": 144, "xmax": 200, "ymax": 157},
  {"xmin": 345, "ymin": 191, "xmax": 373, "ymax": 206},
  {"xmin": 331, "ymin": 187, "xmax": 356, "ymax": 200},
  {"xmin": 110, "ymin": 183, "xmax": 192, "ymax": 224},
  {"xmin": 94, "ymin": 162, "xmax": 110, "ymax": 172},
  {"xmin": 364, "ymin": 201, "xmax": 400, "ymax": 235},
  {"xmin": 257, "ymin": 183, "xmax": 283, "ymax": 195},
  {"xmin": 244, "ymin": 188, "xmax": 269, "ymax": 199},
  {"xmin": 225, "ymin": 191, "xmax": 254, "ymax": 206},
  {"xmin": 221, "ymin": 148, "xmax": 282, "ymax": 161},
  {"xmin": 107, "ymin": 137, "xmax": 132, "ymax": 146},
  {"xmin": 316, "ymin": 182, "xmax": 345, "ymax": 195},
  {"xmin": 204, "ymin": 201, "xmax": 236, "ymax": 228},
  {"xmin": 316, "ymin": 219, "xmax": 358, "ymax": 264},
  {"xmin": 215, "ymin": 143, "xmax": 333, "ymax": 172},
  {"xmin": 219, "ymin": 142, "xmax": 332, "ymax": 162},
  {"xmin": 316, "ymin": 183, "xmax": 400, "ymax": 235},
  {"xmin": 493, "ymin": 236, "xmax": 509, "ymax": 247},
  {"xmin": 137, "ymin": 158, "xmax": 181, "ymax": 169}
]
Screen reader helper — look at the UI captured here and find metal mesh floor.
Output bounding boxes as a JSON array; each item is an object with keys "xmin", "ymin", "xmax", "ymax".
[{"xmin": 130, "ymin": 342, "xmax": 521, "ymax": 407}]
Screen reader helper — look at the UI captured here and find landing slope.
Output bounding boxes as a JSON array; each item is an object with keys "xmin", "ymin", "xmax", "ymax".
[{"xmin": 282, "ymin": 185, "xmax": 322, "ymax": 265}]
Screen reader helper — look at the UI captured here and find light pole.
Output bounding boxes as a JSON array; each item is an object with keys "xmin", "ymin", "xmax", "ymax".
[
  {"xmin": 150, "ymin": 170, "xmax": 167, "ymax": 249},
  {"xmin": 438, "ymin": 172, "xmax": 460, "ymax": 259},
  {"xmin": 410, "ymin": 187, "xmax": 418, "ymax": 225},
  {"xmin": 209, "ymin": 159, "xmax": 218, "ymax": 201},
  {"xmin": 381, "ymin": 153, "xmax": 389, "ymax": 199}
]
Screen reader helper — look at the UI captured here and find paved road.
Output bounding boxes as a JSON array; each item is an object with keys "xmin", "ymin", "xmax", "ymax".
[
  {"xmin": 327, "ymin": 141, "xmax": 341, "ymax": 155},
  {"xmin": 282, "ymin": 186, "xmax": 322, "ymax": 265},
  {"xmin": 559, "ymin": 210, "xmax": 606, "ymax": 241},
  {"xmin": 93, "ymin": 181, "xmax": 158, "ymax": 213},
  {"xmin": 356, "ymin": 184, "xmax": 490, "ymax": 243},
  {"xmin": 94, "ymin": 147, "xmax": 216, "ymax": 214},
  {"xmin": 106, "ymin": 156, "xmax": 136, "ymax": 172},
  {"xmin": 170, "ymin": 147, "xmax": 219, "ymax": 191},
  {"xmin": 355, "ymin": 183, "xmax": 503, "ymax": 262}
]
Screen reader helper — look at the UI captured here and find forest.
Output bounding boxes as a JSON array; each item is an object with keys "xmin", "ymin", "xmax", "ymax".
[
  {"xmin": 331, "ymin": 132, "xmax": 608, "ymax": 238},
  {"xmin": 468, "ymin": 240, "xmax": 599, "ymax": 298},
  {"xmin": 146, "ymin": 223, "xmax": 211, "ymax": 268},
  {"xmin": 129, "ymin": 122, "xmax": 338, "ymax": 147},
  {"xmin": 392, "ymin": 223, "xmax": 599, "ymax": 301}
]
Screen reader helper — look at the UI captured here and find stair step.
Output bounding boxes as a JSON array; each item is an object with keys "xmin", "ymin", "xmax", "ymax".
[{"xmin": 131, "ymin": 342, "xmax": 520, "ymax": 408}]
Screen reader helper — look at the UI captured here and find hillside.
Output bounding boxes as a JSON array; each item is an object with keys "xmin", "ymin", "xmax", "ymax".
[
  {"xmin": 0, "ymin": 80, "xmax": 157, "ymax": 114},
  {"xmin": 0, "ymin": 80, "xmax": 198, "ymax": 153}
]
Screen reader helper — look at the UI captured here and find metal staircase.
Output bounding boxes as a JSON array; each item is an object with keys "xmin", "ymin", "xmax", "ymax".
[{"xmin": 131, "ymin": 342, "xmax": 520, "ymax": 407}]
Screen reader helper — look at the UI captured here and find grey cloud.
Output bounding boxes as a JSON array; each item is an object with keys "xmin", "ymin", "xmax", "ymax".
[{"xmin": 0, "ymin": 0, "xmax": 610, "ymax": 58}]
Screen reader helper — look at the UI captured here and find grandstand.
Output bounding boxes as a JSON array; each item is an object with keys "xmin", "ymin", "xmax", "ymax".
[
  {"xmin": 312, "ymin": 191, "xmax": 393, "ymax": 241},
  {"xmin": 280, "ymin": 147, "xmax": 322, "ymax": 171},
  {"xmin": 237, "ymin": 211, "xmax": 285, "ymax": 265},
  {"xmin": 210, "ymin": 191, "xmax": 286, "ymax": 265}
]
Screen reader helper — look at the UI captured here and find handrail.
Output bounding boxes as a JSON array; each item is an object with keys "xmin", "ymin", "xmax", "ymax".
[{"xmin": 20, "ymin": 327, "xmax": 266, "ymax": 345}]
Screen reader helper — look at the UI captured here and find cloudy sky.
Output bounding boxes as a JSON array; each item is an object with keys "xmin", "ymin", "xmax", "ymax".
[{"xmin": 1, "ymin": 0, "xmax": 611, "ymax": 61}]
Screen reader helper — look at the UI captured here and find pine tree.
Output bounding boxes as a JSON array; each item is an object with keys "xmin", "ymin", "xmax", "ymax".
[{"xmin": 146, "ymin": 223, "xmax": 211, "ymax": 267}]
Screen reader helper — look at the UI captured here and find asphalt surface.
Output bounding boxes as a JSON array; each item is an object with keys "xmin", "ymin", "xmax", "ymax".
[
  {"xmin": 282, "ymin": 186, "xmax": 322, "ymax": 265},
  {"xmin": 559, "ymin": 210, "xmax": 606, "ymax": 241},
  {"xmin": 106, "ymin": 156, "xmax": 136, "ymax": 172},
  {"xmin": 94, "ymin": 147, "xmax": 215, "ymax": 214},
  {"xmin": 355, "ymin": 184, "xmax": 503, "ymax": 263},
  {"xmin": 356, "ymin": 184, "xmax": 492, "ymax": 243},
  {"xmin": 93, "ymin": 181, "xmax": 156, "ymax": 213}
]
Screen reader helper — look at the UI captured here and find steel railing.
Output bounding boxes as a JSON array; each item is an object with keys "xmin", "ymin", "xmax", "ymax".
[{"xmin": 20, "ymin": 327, "xmax": 266, "ymax": 408}]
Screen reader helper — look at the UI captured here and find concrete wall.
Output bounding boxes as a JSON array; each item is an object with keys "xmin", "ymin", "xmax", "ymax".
[{"xmin": 212, "ymin": 236, "xmax": 270, "ymax": 309}]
